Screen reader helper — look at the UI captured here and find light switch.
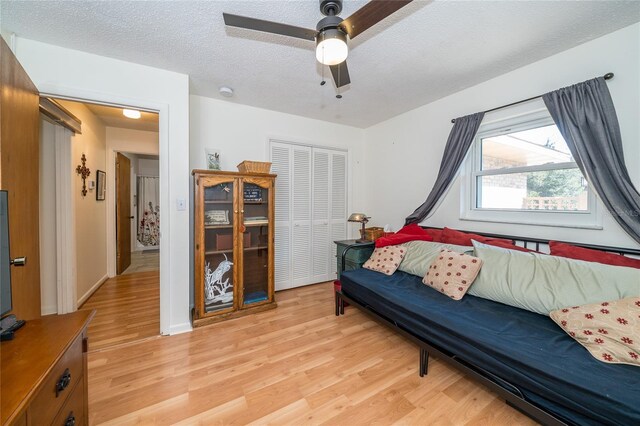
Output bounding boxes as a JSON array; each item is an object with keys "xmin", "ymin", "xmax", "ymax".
[{"xmin": 176, "ymin": 198, "xmax": 186, "ymax": 211}]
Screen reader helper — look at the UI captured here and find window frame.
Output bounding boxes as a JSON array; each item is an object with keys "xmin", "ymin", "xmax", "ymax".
[{"xmin": 460, "ymin": 110, "xmax": 602, "ymax": 229}]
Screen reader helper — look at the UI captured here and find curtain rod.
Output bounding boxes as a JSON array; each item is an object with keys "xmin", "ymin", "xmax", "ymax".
[{"xmin": 451, "ymin": 72, "xmax": 614, "ymax": 123}]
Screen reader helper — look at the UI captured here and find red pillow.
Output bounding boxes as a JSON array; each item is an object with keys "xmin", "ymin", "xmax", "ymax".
[
  {"xmin": 424, "ymin": 228, "xmax": 443, "ymax": 242},
  {"xmin": 549, "ymin": 241, "xmax": 640, "ymax": 269},
  {"xmin": 441, "ymin": 227, "xmax": 511, "ymax": 247},
  {"xmin": 375, "ymin": 224, "xmax": 433, "ymax": 248},
  {"xmin": 396, "ymin": 223, "xmax": 428, "ymax": 235}
]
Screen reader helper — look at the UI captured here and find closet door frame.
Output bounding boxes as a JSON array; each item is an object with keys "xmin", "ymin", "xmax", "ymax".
[{"xmin": 269, "ymin": 139, "xmax": 349, "ymax": 290}]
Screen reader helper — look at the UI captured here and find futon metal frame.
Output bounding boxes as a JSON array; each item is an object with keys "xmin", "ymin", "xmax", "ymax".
[{"xmin": 335, "ymin": 228, "xmax": 640, "ymax": 426}]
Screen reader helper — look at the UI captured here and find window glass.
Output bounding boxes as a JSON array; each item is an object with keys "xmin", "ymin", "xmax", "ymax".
[
  {"xmin": 461, "ymin": 110, "xmax": 600, "ymax": 229},
  {"xmin": 476, "ymin": 169, "xmax": 588, "ymax": 211},
  {"xmin": 481, "ymin": 124, "xmax": 572, "ymax": 170}
]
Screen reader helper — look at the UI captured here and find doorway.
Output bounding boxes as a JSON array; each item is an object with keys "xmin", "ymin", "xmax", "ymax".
[
  {"xmin": 116, "ymin": 151, "xmax": 161, "ymax": 275},
  {"xmin": 40, "ymin": 98, "xmax": 161, "ymax": 349}
]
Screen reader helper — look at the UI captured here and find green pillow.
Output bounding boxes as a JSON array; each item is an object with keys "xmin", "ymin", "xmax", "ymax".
[
  {"xmin": 398, "ymin": 241, "xmax": 473, "ymax": 278},
  {"xmin": 469, "ymin": 241, "xmax": 640, "ymax": 315}
]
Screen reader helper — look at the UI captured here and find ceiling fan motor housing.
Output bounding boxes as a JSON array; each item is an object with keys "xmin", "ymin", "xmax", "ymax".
[
  {"xmin": 316, "ymin": 15, "xmax": 344, "ymax": 32},
  {"xmin": 320, "ymin": 0, "xmax": 342, "ymax": 16}
]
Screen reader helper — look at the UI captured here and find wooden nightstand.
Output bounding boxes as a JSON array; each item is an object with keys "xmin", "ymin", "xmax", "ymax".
[{"xmin": 335, "ymin": 239, "xmax": 375, "ymax": 279}]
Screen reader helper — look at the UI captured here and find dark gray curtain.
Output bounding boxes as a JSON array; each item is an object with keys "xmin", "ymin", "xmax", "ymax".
[
  {"xmin": 543, "ymin": 77, "xmax": 640, "ymax": 245},
  {"xmin": 405, "ymin": 112, "xmax": 484, "ymax": 225}
]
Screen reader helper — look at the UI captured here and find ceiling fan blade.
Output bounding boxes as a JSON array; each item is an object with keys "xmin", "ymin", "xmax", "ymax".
[
  {"xmin": 223, "ymin": 13, "xmax": 317, "ymax": 41},
  {"xmin": 330, "ymin": 61, "xmax": 351, "ymax": 88},
  {"xmin": 340, "ymin": 0, "xmax": 413, "ymax": 39}
]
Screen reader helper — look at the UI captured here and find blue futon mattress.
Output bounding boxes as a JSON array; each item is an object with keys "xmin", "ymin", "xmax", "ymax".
[{"xmin": 340, "ymin": 268, "xmax": 640, "ymax": 426}]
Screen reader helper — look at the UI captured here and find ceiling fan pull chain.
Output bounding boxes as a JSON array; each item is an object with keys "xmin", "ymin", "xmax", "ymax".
[{"xmin": 321, "ymin": 47, "xmax": 326, "ymax": 86}]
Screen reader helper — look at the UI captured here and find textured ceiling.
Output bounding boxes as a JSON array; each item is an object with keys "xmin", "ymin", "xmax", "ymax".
[
  {"xmin": 2, "ymin": 1, "xmax": 639, "ymax": 128},
  {"xmin": 85, "ymin": 103, "xmax": 159, "ymax": 132}
]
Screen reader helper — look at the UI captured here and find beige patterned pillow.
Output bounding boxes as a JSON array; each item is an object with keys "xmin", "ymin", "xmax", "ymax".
[
  {"xmin": 550, "ymin": 297, "xmax": 640, "ymax": 366},
  {"xmin": 362, "ymin": 245, "xmax": 406, "ymax": 276},
  {"xmin": 423, "ymin": 249, "xmax": 483, "ymax": 300}
]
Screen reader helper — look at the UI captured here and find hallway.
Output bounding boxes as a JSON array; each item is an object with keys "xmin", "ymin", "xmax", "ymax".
[
  {"xmin": 80, "ymin": 271, "xmax": 160, "ymax": 351},
  {"xmin": 122, "ymin": 250, "xmax": 160, "ymax": 274}
]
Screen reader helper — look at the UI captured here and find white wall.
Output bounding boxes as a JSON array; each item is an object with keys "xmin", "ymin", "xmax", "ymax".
[
  {"xmin": 14, "ymin": 37, "xmax": 191, "ymax": 334},
  {"xmin": 57, "ymin": 100, "xmax": 109, "ymax": 305},
  {"xmin": 190, "ymin": 95, "xmax": 367, "ymax": 229},
  {"xmin": 107, "ymin": 127, "xmax": 159, "ymax": 156},
  {"xmin": 364, "ymin": 23, "xmax": 640, "ymax": 249},
  {"xmin": 138, "ymin": 158, "xmax": 159, "ymax": 176}
]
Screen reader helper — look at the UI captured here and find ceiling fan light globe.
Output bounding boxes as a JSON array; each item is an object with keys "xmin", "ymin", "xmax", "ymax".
[{"xmin": 316, "ymin": 29, "xmax": 348, "ymax": 66}]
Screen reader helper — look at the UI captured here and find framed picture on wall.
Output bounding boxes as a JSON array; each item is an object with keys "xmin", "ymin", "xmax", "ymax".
[
  {"xmin": 205, "ymin": 148, "xmax": 221, "ymax": 170},
  {"xmin": 96, "ymin": 170, "xmax": 106, "ymax": 201}
]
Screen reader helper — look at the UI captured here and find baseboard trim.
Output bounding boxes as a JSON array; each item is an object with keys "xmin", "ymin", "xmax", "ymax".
[
  {"xmin": 77, "ymin": 274, "xmax": 109, "ymax": 308},
  {"xmin": 168, "ymin": 322, "xmax": 192, "ymax": 335},
  {"xmin": 41, "ymin": 304, "xmax": 58, "ymax": 316}
]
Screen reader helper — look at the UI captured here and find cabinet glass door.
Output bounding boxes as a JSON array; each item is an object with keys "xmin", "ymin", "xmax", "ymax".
[
  {"xmin": 241, "ymin": 179, "xmax": 271, "ymax": 307},
  {"xmin": 202, "ymin": 179, "xmax": 236, "ymax": 314}
]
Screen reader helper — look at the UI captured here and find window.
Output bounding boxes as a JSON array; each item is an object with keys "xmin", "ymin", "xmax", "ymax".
[{"xmin": 461, "ymin": 109, "xmax": 601, "ymax": 229}]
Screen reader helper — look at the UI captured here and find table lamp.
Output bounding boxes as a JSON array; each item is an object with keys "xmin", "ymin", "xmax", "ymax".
[{"xmin": 348, "ymin": 213, "xmax": 370, "ymax": 243}]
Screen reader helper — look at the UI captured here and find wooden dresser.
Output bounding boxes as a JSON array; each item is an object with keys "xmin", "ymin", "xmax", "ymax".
[{"xmin": 1, "ymin": 310, "xmax": 94, "ymax": 426}]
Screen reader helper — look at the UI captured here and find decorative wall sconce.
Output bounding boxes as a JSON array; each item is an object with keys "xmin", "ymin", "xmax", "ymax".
[{"xmin": 76, "ymin": 153, "xmax": 91, "ymax": 197}]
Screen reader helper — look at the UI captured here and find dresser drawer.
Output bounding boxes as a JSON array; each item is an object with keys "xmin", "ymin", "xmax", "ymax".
[
  {"xmin": 28, "ymin": 333, "xmax": 84, "ymax": 425},
  {"xmin": 51, "ymin": 375, "xmax": 85, "ymax": 426}
]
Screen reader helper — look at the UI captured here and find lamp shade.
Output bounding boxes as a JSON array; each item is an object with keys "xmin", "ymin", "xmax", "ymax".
[
  {"xmin": 316, "ymin": 28, "xmax": 348, "ymax": 66},
  {"xmin": 348, "ymin": 213, "xmax": 369, "ymax": 223}
]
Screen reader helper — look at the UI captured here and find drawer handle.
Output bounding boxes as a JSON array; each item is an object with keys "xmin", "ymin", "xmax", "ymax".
[
  {"xmin": 65, "ymin": 411, "xmax": 76, "ymax": 426},
  {"xmin": 56, "ymin": 368, "xmax": 72, "ymax": 397}
]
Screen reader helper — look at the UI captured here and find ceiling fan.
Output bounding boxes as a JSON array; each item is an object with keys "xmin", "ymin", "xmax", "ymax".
[{"xmin": 223, "ymin": 0, "xmax": 413, "ymax": 90}]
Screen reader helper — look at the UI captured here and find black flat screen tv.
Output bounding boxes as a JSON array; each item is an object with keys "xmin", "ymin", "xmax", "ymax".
[{"xmin": 0, "ymin": 190, "xmax": 12, "ymax": 317}]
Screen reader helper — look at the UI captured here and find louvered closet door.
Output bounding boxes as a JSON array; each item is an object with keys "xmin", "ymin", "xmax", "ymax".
[
  {"xmin": 271, "ymin": 141, "xmax": 347, "ymax": 290},
  {"xmin": 291, "ymin": 146, "xmax": 312, "ymax": 287},
  {"xmin": 271, "ymin": 142, "xmax": 292, "ymax": 290},
  {"xmin": 311, "ymin": 149, "xmax": 331, "ymax": 283},
  {"xmin": 329, "ymin": 151, "xmax": 347, "ymax": 278}
]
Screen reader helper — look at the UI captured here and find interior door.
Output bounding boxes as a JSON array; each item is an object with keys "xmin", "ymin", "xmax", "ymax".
[
  {"xmin": 311, "ymin": 148, "xmax": 331, "ymax": 283},
  {"xmin": 116, "ymin": 152, "xmax": 132, "ymax": 274},
  {"xmin": 329, "ymin": 151, "xmax": 347, "ymax": 278},
  {"xmin": 271, "ymin": 143, "xmax": 291, "ymax": 290},
  {"xmin": 0, "ymin": 38, "xmax": 42, "ymax": 320},
  {"xmin": 291, "ymin": 146, "xmax": 312, "ymax": 287}
]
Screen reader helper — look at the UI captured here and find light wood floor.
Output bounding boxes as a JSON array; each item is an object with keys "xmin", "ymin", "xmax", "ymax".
[
  {"xmin": 81, "ymin": 271, "xmax": 159, "ymax": 351},
  {"xmin": 122, "ymin": 250, "xmax": 160, "ymax": 274},
  {"xmin": 87, "ymin": 281, "xmax": 536, "ymax": 425}
]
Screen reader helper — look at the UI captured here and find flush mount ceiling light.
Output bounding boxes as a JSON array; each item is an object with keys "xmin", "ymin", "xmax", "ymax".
[{"xmin": 123, "ymin": 109, "xmax": 141, "ymax": 119}]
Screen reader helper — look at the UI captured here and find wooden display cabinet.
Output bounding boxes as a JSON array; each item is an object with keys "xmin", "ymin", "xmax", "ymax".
[{"xmin": 192, "ymin": 170, "xmax": 277, "ymax": 327}]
